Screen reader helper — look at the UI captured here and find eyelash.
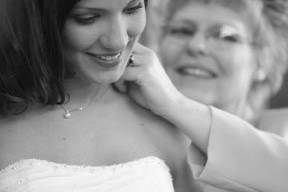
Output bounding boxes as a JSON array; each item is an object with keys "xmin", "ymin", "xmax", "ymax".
[
  {"xmin": 124, "ymin": 3, "xmax": 144, "ymax": 15},
  {"xmin": 168, "ymin": 27, "xmax": 195, "ymax": 36},
  {"xmin": 221, "ymin": 35, "xmax": 240, "ymax": 42},
  {"xmin": 72, "ymin": 14, "xmax": 101, "ymax": 25},
  {"xmin": 167, "ymin": 27, "xmax": 242, "ymax": 43},
  {"xmin": 71, "ymin": 2, "xmax": 144, "ymax": 25}
]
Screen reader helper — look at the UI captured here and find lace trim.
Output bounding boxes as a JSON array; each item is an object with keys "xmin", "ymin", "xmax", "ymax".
[{"xmin": 0, "ymin": 156, "xmax": 170, "ymax": 176}]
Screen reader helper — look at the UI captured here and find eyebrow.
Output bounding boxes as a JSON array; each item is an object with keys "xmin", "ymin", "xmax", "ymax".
[
  {"xmin": 171, "ymin": 18, "xmax": 195, "ymax": 26},
  {"xmin": 127, "ymin": 0, "xmax": 140, "ymax": 6},
  {"xmin": 73, "ymin": 6, "xmax": 104, "ymax": 13},
  {"xmin": 74, "ymin": 0, "xmax": 140, "ymax": 12}
]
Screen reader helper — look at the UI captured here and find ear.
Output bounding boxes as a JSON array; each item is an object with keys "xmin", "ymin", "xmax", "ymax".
[
  {"xmin": 252, "ymin": 44, "xmax": 272, "ymax": 83},
  {"xmin": 253, "ymin": 51, "xmax": 268, "ymax": 82}
]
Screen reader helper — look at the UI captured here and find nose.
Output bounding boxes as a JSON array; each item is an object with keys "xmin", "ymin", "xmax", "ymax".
[
  {"xmin": 100, "ymin": 16, "xmax": 129, "ymax": 51},
  {"xmin": 186, "ymin": 33, "xmax": 207, "ymax": 56}
]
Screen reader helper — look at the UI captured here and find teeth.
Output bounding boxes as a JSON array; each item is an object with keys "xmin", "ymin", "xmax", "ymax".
[
  {"xmin": 186, "ymin": 68, "xmax": 210, "ymax": 76},
  {"xmin": 98, "ymin": 53, "xmax": 121, "ymax": 61},
  {"xmin": 177, "ymin": 67, "xmax": 215, "ymax": 78}
]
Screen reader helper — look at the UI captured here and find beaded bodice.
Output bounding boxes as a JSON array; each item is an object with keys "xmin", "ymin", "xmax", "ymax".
[{"xmin": 0, "ymin": 156, "xmax": 174, "ymax": 192}]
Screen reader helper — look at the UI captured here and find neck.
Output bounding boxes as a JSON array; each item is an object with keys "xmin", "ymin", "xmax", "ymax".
[{"xmin": 63, "ymin": 76, "xmax": 114, "ymax": 109}]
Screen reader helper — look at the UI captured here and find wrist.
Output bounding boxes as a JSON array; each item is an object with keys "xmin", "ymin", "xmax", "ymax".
[
  {"xmin": 164, "ymin": 94, "xmax": 203, "ymax": 122},
  {"xmin": 163, "ymin": 95, "xmax": 212, "ymax": 152}
]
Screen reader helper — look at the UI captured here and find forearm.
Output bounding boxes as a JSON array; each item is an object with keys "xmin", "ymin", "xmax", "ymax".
[
  {"xmin": 161, "ymin": 95, "xmax": 288, "ymax": 191},
  {"xmin": 163, "ymin": 95, "xmax": 211, "ymax": 153}
]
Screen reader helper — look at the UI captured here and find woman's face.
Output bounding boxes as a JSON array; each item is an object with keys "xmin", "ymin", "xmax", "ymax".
[
  {"xmin": 62, "ymin": 0, "xmax": 146, "ymax": 84},
  {"xmin": 160, "ymin": 2, "xmax": 257, "ymax": 112}
]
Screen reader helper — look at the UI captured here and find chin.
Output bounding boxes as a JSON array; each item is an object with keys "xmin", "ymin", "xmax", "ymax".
[
  {"xmin": 82, "ymin": 66, "xmax": 124, "ymax": 83},
  {"xmin": 90, "ymin": 73, "xmax": 122, "ymax": 84}
]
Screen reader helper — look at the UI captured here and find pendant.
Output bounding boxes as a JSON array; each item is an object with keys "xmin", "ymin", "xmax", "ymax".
[
  {"xmin": 61, "ymin": 105, "xmax": 84, "ymax": 119},
  {"xmin": 63, "ymin": 111, "xmax": 72, "ymax": 119}
]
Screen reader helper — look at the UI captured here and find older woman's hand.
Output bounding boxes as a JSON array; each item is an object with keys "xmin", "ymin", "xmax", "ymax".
[{"xmin": 114, "ymin": 43, "xmax": 184, "ymax": 117}]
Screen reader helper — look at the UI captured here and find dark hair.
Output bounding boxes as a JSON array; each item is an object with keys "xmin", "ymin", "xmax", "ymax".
[
  {"xmin": 0, "ymin": 0, "xmax": 148, "ymax": 116},
  {"xmin": 0, "ymin": 0, "xmax": 75, "ymax": 116}
]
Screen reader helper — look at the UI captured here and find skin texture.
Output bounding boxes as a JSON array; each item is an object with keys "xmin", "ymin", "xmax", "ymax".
[{"xmin": 160, "ymin": 2, "xmax": 258, "ymax": 117}]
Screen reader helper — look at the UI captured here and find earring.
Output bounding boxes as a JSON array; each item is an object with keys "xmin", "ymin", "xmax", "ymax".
[
  {"xmin": 255, "ymin": 69, "xmax": 266, "ymax": 81},
  {"xmin": 128, "ymin": 54, "xmax": 137, "ymax": 67}
]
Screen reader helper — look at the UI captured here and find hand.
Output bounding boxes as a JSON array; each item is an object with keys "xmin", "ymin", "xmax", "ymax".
[
  {"xmin": 114, "ymin": 43, "xmax": 212, "ymax": 153},
  {"xmin": 114, "ymin": 43, "xmax": 184, "ymax": 117}
]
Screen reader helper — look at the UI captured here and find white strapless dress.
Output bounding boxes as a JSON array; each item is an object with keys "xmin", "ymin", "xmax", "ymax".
[{"xmin": 0, "ymin": 156, "xmax": 174, "ymax": 192}]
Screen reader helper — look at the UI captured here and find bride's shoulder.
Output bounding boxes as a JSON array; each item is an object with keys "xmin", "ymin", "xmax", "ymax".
[
  {"xmin": 0, "ymin": 110, "xmax": 46, "ymax": 169},
  {"xmin": 119, "ymin": 94, "xmax": 174, "ymax": 128},
  {"xmin": 0, "ymin": 110, "xmax": 38, "ymax": 131}
]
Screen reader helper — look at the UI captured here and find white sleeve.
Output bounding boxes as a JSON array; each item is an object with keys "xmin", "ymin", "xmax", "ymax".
[{"xmin": 187, "ymin": 106, "xmax": 288, "ymax": 192}]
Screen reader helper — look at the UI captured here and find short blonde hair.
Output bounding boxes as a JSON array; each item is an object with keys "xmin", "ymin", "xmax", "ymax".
[{"xmin": 163, "ymin": 0, "xmax": 288, "ymax": 121}]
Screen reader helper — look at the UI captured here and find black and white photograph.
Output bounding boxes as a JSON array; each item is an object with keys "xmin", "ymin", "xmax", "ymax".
[{"xmin": 0, "ymin": 0, "xmax": 288, "ymax": 191}]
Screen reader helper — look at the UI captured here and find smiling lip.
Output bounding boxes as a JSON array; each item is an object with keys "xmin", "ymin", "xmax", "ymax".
[
  {"xmin": 85, "ymin": 52, "xmax": 122, "ymax": 69},
  {"xmin": 176, "ymin": 65, "xmax": 217, "ymax": 79}
]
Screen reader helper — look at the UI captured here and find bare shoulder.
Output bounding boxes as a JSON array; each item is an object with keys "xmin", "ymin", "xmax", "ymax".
[
  {"xmin": 118, "ymin": 93, "xmax": 186, "ymax": 140},
  {"xmin": 117, "ymin": 93, "xmax": 189, "ymax": 156},
  {"xmin": 0, "ymin": 107, "xmax": 56, "ymax": 169},
  {"xmin": 0, "ymin": 113, "xmax": 30, "ymax": 140},
  {"xmin": 0, "ymin": 106, "xmax": 54, "ymax": 135},
  {"xmin": 259, "ymin": 108, "xmax": 288, "ymax": 137},
  {"xmin": 0, "ymin": 115, "xmax": 29, "ymax": 169}
]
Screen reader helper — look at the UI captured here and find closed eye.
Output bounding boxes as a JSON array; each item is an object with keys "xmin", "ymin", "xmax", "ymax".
[
  {"xmin": 168, "ymin": 26, "xmax": 196, "ymax": 37},
  {"xmin": 123, "ymin": 2, "xmax": 144, "ymax": 15},
  {"xmin": 220, "ymin": 34, "xmax": 241, "ymax": 43},
  {"xmin": 71, "ymin": 13, "xmax": 101, "ymax": 25}
]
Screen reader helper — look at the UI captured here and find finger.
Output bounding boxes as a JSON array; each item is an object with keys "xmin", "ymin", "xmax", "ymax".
[
  {"xmin": 133, "ymin": 42, "xmax": 151, "ymax": 51},
  {"xmin": 112, "ymin": 78, "xmax": 128, "ymax": 93},
  {"xmin": 123, "ymin": 64, "xmax": 141, "ymax": 81},
  {"xmin": 120, "ymin": 36, "xmax": 140, "ymax": 69}
]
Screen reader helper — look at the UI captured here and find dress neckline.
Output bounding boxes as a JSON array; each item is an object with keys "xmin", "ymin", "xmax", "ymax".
[{"xmin": 0, "ymin": 156, "xmax": 167, "ymax": 175}]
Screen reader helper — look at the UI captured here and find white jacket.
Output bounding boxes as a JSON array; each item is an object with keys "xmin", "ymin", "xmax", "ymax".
[{"xmin": 188, "ymin": 107, "xmax": 288, "ymax": 192}]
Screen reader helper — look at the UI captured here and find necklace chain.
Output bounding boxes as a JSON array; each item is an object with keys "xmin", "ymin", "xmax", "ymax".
[
  {"xmin": 59, "ymin": 85, "xmax": 108, "ymax": 119},
  {"xmin": 60, "ymin": 105, "xmax": 84, "ymax": 119}
]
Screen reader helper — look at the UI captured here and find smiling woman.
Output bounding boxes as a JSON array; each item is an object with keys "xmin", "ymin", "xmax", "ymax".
[
  {"xmin": 160, "ymin": 0, "xmax": 288, "ymax": 123},
  {"xmin": 0, "ymin": 0, "xmax": 201, "ymax": 191},
  {"xmin": 157, "ymin": 0, "xmax": 288, "ymax": 191},
  {"xmin": 62, "ymin": 0, "xmax": 147, "ymax": 84}
]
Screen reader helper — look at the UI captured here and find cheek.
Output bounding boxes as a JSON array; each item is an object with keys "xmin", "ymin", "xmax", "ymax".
[
  {"xmin": 63, "ymin": 22, "xmax": 101, "ymax": 51},
  {"xmin": 127, "ymin": 10, "xmax": 147, "ymax": 38},
  {"xmin": 160, "ymin": 38, "xmax": 184, "ymax": 67},
  {"xmin": 233, "ymin": 49, "xmax": 256, "ymax": 77},
  {"xmin": 215, "ymin": 46, "xmax": 256, "ymax": 75},
  {"xmin": 217, "ymin": 48, "xmax": 256, "ymax": 96}
]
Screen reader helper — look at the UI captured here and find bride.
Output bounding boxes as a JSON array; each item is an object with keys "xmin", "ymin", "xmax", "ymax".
[{"xmin": 0, "ymin": 0, "xmax": 203, "ymax": 191}]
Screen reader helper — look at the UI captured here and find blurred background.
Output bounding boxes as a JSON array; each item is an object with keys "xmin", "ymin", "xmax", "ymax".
[{"xmin": 270, "ymin": 71, "xmax": 288, "ymax": 108}]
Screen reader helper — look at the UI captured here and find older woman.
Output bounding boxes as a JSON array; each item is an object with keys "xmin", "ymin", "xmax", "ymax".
[
  {"xmin": 156, "ymin": 0, "xmax": 288, "ymax": 191},
  {"xmin": 160, "ymin": 0, "xmax": 288, "ymax": 124}
]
